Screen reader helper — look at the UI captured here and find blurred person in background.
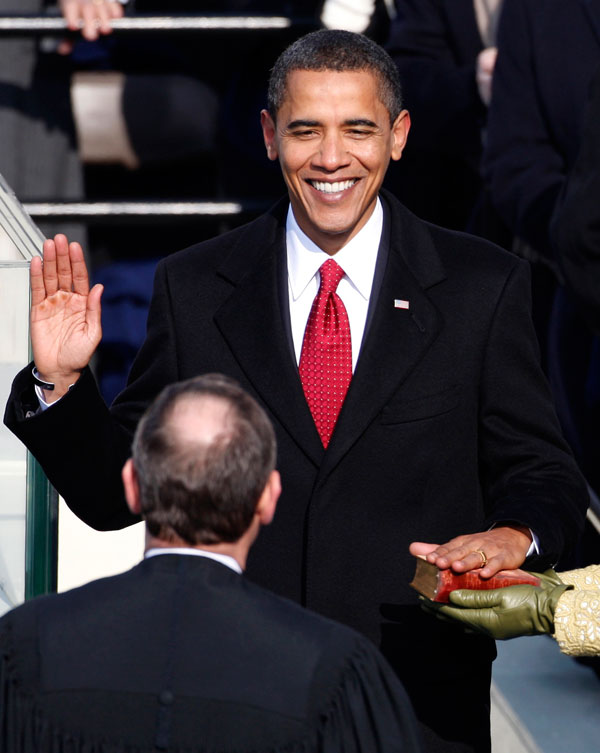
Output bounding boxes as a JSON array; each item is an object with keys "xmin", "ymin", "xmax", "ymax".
[
  {"xmin": 483, "ymin": 0, "xmax": 600, "ymax": 546},
  {"xmin": 386, "ymin": 0, "xmax": 508, "ymax": 243}
]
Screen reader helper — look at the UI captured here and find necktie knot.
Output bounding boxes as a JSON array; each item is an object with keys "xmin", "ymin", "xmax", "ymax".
[{"xmin": 318, "ymin": 258, "xmax": 345, "ymax": 295}]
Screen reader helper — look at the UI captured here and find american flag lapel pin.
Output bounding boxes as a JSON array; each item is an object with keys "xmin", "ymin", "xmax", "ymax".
[{"xmin": 394, "ymin": 299, "xmax": 410, "ymax": 310}]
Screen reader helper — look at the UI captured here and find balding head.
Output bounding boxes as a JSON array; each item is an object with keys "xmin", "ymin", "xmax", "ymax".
[{"xmin": 131, "ymin": 375, "xmax": 277, "ymax": 545}]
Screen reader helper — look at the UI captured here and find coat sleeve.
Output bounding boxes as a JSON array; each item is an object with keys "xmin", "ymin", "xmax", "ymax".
[
  {"xmin": 483, "ymin": 0, "xmax": 564, "ymax": 255},
  {"xmin": 477, "ymin": 258, "xmax": 588, "ymax": 564},
  {"xmin": 553, "ymin": 565, "xmax": 600, "ymax": 656},
  {"xmin": 2, "ymin": 259, "xmax": 179, "ymax": 531}
]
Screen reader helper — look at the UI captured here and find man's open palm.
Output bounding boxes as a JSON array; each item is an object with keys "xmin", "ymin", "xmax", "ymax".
[{"xmin": 31, "ymin": 234, "xmax": 103, "ymax": 399}]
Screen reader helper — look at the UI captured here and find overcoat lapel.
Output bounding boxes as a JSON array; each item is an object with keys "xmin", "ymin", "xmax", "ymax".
[
  {"xmin": 320, "ymin": 197, "xmax": 446, "ymax": 478},
  {"xmin": 213, "ymin": 196, "xmax": 446, "ymax": 475},
  {"xmin": 213, "ymin": 206, "xmax": 324, "ymax": 467}
]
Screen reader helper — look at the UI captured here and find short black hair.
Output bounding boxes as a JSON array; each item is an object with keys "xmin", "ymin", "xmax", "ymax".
[
  {"xmin": 267, "ymin": 29, "xmax": 403, "ymax": 124},
  {"xmin": 132, "ymin": 374, "xmax": 276, "ymax": 545}
]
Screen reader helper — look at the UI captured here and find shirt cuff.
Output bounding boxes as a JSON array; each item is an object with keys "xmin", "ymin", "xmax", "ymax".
[
  {"xmin": 35, "ymin": 383, "xmax": 57, "ymax": 412},
  {"xmin": 527, "ymin": 530, "xmax": 540, "ymax": 557},
  {"xmin": 489, "ymin": 522, "xmax": 540, "ymax": 557}
]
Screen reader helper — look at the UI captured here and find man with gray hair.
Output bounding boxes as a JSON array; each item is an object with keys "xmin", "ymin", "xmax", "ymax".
[{"xmin": 0, "ymin": 374, "xmax": 422, "ymax": 753}]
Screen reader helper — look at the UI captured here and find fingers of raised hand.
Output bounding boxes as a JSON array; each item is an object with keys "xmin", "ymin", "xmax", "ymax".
[
  {"xmin": 55, "ymin": 234, "xmax": 75, "ymax": 292},
  {"xmin": 30, "ymin": 256, "xmax": 46, "ymax": 306},
  {"xmin": 37, "ymin": 235, "xmax": 90, "ymax": 301},
  {"xmin": 40, "ymin": 238, "xmax": 58, "ymax": 296},
  {"xmin": 69, "ymin": 241, "xmax": 90, "ymax": 296}
]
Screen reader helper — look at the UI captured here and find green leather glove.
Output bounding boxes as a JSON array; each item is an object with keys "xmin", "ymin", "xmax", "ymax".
[{"xmin": 421, "ymin": 570, "xmax": 573, "ymax": 640}]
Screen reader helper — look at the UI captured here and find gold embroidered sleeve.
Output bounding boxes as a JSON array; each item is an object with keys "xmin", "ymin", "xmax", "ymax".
[
  {"xmin": 558, "ymin": 565, "xmax": 600, "ymax": 590},
  {"xmin": 553, "ymin": 566, "xmax": 600, "ymax": 656}
]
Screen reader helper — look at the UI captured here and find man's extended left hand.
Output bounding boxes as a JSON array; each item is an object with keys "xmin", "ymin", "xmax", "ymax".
[{"xmin": 410, "ymin": 524, "xmax": 532, "ymax": 578}]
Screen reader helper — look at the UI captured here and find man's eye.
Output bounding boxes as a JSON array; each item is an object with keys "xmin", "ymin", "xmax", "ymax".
[
  {"xmin": 292, "ymin": 130, "xmax": 317, "ymax": 138},
  {"xmin": 347, "ymin": 129, "xmax": 371, "ymax": 137}
]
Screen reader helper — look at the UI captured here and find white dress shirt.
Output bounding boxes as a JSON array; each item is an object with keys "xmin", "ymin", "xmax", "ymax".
[{"xmin": 286, "ymin": 198, "xmax": 383, "ymax": 371}]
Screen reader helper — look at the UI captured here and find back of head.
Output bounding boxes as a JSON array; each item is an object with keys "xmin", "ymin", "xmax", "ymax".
[
  {"xmin": 267, "ymin": 29, "xmax": 403, "ymax": 123},
  {"xmin": 132, "ymin": 374, "xmax": 276, "ymax": 545}
]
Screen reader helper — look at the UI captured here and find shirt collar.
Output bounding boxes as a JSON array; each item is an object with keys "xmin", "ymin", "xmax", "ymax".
[
  {"xmin": 286, "ymin": 198, "xmax": 383, "ymax": 301},
  {"xmin": 144, "ymin": 547, "xmax": 242, "ymax": 574}
]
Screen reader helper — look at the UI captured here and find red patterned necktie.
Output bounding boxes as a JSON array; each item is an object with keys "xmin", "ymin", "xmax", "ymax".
[{"xmin": 299, "ymin": 258, "xmax": 352, "ymax": 448}]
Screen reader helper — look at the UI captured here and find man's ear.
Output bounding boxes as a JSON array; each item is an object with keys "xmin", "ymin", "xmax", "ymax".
[
  {"xmin": 390, "ymin": 109, "xmax": 411, "ymax": 161},
  {"xmin": 260, "ymin": 109, "xmax": 279, "ymax": 162},
  {"xmin": 255, "ymin": 470, "xmax": 281, "ymax": 526},
  {"xmin": 122, "ymin": 458, "xmax": 142, "ymax": 515}
]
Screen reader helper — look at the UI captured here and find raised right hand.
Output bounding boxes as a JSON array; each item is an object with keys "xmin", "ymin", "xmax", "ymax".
[{"xmin": 31, "ymin": 234, "xmax": 103, "ymax": 402}]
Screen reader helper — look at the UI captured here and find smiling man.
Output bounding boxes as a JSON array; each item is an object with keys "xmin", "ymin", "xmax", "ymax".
[
  {"xmin": 260, "ymin": 66, "xmax": 409, "ymax": 252},
  {"xmin": 5, "ymin": 29, "xmax": 588, "ymax": 753}
]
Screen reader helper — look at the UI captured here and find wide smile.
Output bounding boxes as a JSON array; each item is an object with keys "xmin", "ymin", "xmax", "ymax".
[{"xmin": 305, "ymin": 178, "xmax": 359, "ymax": 199}]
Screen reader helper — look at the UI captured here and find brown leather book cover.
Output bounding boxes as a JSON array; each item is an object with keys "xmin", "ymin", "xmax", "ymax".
[{"xmin": 409, "ymin": 556, "xmax": 541, "ymax": 603}]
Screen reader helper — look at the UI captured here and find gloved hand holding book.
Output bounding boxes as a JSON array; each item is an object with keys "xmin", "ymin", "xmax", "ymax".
[{"xmin": 421, "ymin": 569, "xmax": 573, "ymax": 639}]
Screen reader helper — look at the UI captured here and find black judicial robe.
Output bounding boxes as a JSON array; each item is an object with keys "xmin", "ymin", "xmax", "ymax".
[{"xmin": 0, "ymin": 555, "xmax": 422, "ymax": 753}]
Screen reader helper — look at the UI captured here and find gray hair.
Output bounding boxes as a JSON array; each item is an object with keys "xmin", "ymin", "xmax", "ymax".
[{"xmin": 132, "ymin": 374, "xmax": 277, "ymax": 545}]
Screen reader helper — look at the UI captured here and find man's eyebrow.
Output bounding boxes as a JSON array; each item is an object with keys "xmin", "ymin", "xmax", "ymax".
[
  {"xmin": 285, "ymin": 119, "xmax": 321, "ymax": 129},
  {"xmin": 285, "ymin": 118, "xmax": 379, "ymax": 129},
  {"xmin": 345, "ymin": 119, "xmax": 378, "ymax": 127}
]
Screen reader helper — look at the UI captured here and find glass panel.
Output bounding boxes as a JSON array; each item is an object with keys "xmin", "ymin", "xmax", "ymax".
[
  {"xmin": 0, "ymin": 262, "xmax": 29, "ymax": 616},
  {"xmin": 0, "ymin": 171, "xmax": 55, "ymax": 613}
]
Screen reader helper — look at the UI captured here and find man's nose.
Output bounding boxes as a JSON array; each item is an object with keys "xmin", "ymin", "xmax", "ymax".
[{"xmin": 314, "ymin": 131, "xmax": 350, "ymax": 171}]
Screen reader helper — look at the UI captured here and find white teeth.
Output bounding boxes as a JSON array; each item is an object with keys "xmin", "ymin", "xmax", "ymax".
[{"xmin": 311, "ymin": 179, "xmax": 356, "ymax": 193}]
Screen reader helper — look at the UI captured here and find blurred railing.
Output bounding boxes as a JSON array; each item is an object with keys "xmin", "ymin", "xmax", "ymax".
[
  {"xmin": 0, "ymin": 14, "xmax": 315, "ymax": 34},
  {"xmin": 24, "ymin": 200, "xmax": 272, "ymax": 222},
  {"xmin": 3, "ymin": 13, "xmax": 315, "ymax": 222}
]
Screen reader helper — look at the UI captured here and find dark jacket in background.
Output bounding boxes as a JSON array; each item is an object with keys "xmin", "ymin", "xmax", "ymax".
[
  {"xmin": 386, "ymin": 0, "xmax": 490, "ymax": 234},
  {"xmin": 552, "ymin": 65, "xmax": 600, "ymax": 333},
  {"xmin": 483, "ymin": 0, "xmax": 600, "ymax": 257}
]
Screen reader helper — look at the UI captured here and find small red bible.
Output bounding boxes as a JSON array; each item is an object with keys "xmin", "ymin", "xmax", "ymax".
[{"xmin": 409, "ymin": 556, "xmax": 541, "ymax": 603}]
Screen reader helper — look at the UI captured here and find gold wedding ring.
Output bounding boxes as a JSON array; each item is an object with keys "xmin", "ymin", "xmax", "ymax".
[{"xmin": 474, "ymin": 549, "xmax": 487, "ymax": 568}]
